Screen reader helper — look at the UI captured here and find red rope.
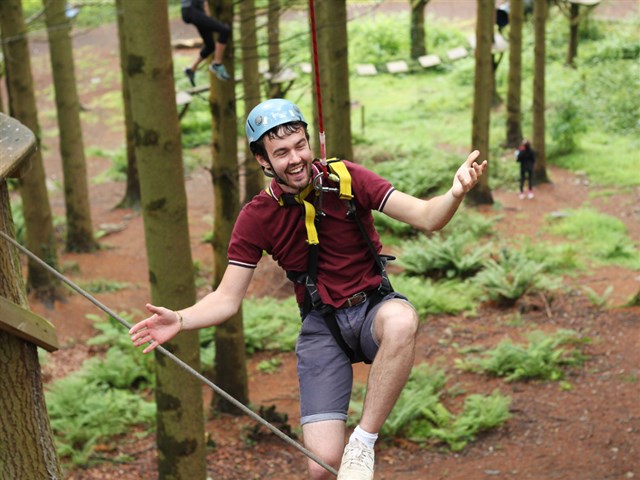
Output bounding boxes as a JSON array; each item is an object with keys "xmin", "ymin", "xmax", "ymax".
[{"xmin": 308, "ymin": 0, "xmax": 327, "ymax": 164}]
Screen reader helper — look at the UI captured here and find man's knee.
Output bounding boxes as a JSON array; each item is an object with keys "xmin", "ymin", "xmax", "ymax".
[
  {"xmin": 377, "ymin": 301, "xmax": 419, "ymax": 346},
  {"xmin": 308, "ymin": 458, "xmax": 339, "ymax": 480}
]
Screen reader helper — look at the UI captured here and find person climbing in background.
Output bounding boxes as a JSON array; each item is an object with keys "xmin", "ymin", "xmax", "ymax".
[
  {"xmin": 129, "ymin": 99, "xmax": 487, "ymax": 480},
  {"xmin": 181, "ymin": 0, "xmax": 230, "ymax": 86},
  {"xmin": 516, "ymin": 139, "xmax": 536, "ymax": 199}
]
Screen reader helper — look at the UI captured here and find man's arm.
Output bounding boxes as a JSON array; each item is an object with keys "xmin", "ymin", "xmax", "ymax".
[
  {"xmin": 382, "ymin": 150, "xmax": 487, "ymax": 233},
  {"xmin": 129, "ymin": 265, "xmax": 254, "ymax": 353}
]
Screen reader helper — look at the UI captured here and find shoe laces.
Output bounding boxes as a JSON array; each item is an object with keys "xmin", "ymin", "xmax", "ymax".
[{"xmin": 343, "ymin": 441, "xmax": 374, "ymax": 471}]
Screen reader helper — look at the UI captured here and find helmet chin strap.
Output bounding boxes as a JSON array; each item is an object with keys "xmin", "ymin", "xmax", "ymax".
[{"xmin": 262, "ymin": 159, "xmax": 322, "ymax": 194}]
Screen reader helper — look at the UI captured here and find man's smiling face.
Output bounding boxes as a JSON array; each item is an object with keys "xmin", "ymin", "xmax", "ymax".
[{"xmin": 257, "ymin": 127, "xmax": 313, "ymax": 194}]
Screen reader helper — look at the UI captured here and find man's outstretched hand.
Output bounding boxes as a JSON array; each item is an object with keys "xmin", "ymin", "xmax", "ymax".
[
  {"xmin": 451, "ymin": 150, "xmax": 488, "ymax": 199},
  {"xmin": 129, "ymin": 304, "xmax": 181, "ymax": 354}
]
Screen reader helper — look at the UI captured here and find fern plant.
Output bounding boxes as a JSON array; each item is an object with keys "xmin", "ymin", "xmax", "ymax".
[
  {"xmin": 472, "ymin": 248, "xmax": 561, "ymax": 306},
  {"xmin": 399, "ymin": 230, "xmax": 492, "ymax": 279},
  {"xmin": 349, "ymin": 365, "xmax": 511, "ymax": 452},
  {"xmin": 456, "ymin": 329, "xmax": 589, "ymax": 382}
]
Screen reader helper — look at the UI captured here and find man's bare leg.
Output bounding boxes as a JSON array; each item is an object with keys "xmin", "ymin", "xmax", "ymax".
[
  {"xmin": 360, "ymin": 299, "xmax": 418, "ymax": 434},
  {"xmin": 302, "ymin": 419, "xmax": 345, "ymax": 480}
]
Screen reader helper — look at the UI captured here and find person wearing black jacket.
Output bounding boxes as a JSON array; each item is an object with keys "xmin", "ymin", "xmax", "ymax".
[{"xmin": 516, "ymin": 140, "xmax": 536, "ymax": 199}]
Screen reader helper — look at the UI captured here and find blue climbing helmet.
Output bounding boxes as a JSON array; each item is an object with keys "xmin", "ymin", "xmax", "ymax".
[{"xmin": 245, "ymin": 99, "xmax": 307, "ymax": 145}]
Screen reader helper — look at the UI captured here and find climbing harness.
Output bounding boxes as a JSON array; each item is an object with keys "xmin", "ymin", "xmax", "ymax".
[
  {"xmin": 266, "ymin": 159, "xmax": 394, "ymax": 364},
  {"xmin": 0, "ymin": 230, "xmax": 338, "ymax": 477}
]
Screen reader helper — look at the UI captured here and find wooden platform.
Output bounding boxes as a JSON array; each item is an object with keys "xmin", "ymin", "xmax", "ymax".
[{"xmin": 0, "ymin": 113, "xmax": 36, "ymax": 179}]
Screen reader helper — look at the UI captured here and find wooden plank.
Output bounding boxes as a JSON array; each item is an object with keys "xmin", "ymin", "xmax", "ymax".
[
  {"xmin": 418, "ymin": 54, "xmax": 441, "ymax": 68},
  {"xmin": 271, "ymin": 68, "xmax": 298, "ymax": 84},
  {"xmin": 386, "ymin": 60, "xmax": 409, "ymax": 74},
  {"xmin": 355, "ymin": 64, "xmax": 378, "ymax": 76},
  {"xmin": 569, "ymin": 0, "xmax": 600, "ymax": 5},
  {"xmin": 185, "ymin": 84, "xmax": 210, "ymax": 95},
  {"xmin": 176, "ymin": 91, "xmax": 193, "ymax": 107},
  {"xmin": 299, "ymin": 62, "xmax": 312, "ymax": 74},
  {"xmin": 0, "ymin": 113, "xmax": 36, "ymax": 180},
  {"xmin": 447, "ymin": 47, "xmax": 469, "ymax": 61},
  {"xmin": 0, "ymin": 295, "xmax": 59, "ymax": 352}
]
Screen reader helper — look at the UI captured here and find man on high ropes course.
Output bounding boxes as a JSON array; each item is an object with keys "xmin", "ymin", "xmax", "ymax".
[{"xmin": 130, "ymin": 98, "xmax": 488, "ymax": 480}]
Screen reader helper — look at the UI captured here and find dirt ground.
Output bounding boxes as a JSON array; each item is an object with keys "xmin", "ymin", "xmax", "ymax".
[{"xmin": 11, "ymin": 1, "xmax": 640, "ymax": 479}]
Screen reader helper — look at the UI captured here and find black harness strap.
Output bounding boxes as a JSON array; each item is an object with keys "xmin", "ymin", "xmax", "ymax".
[{"xmin": 291, "ymin": 197, "xmax": 394, "ymax": 364}]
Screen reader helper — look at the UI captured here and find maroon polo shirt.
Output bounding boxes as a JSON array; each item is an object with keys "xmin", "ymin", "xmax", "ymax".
[{"xmin": 228, "ymin": 160, "xmax": 395, "ymax": 308}]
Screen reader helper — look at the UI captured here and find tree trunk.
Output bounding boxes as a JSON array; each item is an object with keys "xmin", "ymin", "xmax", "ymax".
[
  {"xmin": 315, "ymin": 0, "xmax": 353, "ymax": 161},
  {"xmin": 532, "ymin": 0, "xmax": 549, "ymax": 183},
  {"xmin": 115, "ymin": 0, "xmax": 141, "ymax": 210},
  {"xmin": 505, "ymin": 0, "xmax": 524, "ymax": 148},
  {"xmin": 0, "ymin": 0, "xmax": 62, "ymax": 305},
  {"xmin": 267, "ymin": 0, "xmax": 284, "ymax": 99},
  {"xmin": 410, "ymin": 0, "xmax": 428, "ymax": 59},
  {"xmin": 43, "ymin": 0, "xmax": 97, "ymax": 253},
  {"xmin": 0, "ymin": 135, "xmax": 62, "ymax": 478},
  {"xmin": 567, "ymin": 3, "xmax": 579, "ymax": 67},
  {"xmin": 240, "ymin": 0, "xmax": 263, "ymax": 202},
  {"xmin": 467, "ymin": 0, "xmax": 494, "ymax": 205},
  {"xmin": 122, "ymin": 2, "xmax": 206, "ymax": 478},
  {"xmin": 208, "ymin": 0, "xmax": 250, "ymax": 414}
]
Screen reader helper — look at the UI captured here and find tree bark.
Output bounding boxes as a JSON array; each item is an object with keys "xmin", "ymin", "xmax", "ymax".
[
  {"xmin": 267, "ymin": 0, "xmax": 284, "ymax": 99},
  {"xmin": 122, "ymin": 2, "xmax": 206, "ymax": 478},
  {"xmin": 240, "ymin": 0, "xmax": 263, "ymax": 202},
  {"xmin": 467, "ymin": 0, "xmax": 494, "ymax": 205},
  {"xmin": 115, "ymin": 0, "xmax": 141, "ymax": 210},
  {"xmin": 208, "ymin": 0, "xmax": 250, "ymax": 414},
  {"xmin": 505, "ymin": 0, "xmax": 524, "ymax": 148},
  {"xmin": 0, "ymin": 125, "xmax": 62, "ymax": 479},
  {"xmin": 43, "ymin": 0, "xmax": 97, "ymax": 252},
  {"xmin": 0, "ymin": 0, "xmax": 62, "ymax": 305},
  {"xmin": 567, "ymin": 2, "xmax": 579, "ymax": 67},
  {"xmin": 532, "ymin": 0, "xmax": 549, "ymax": 183},
  {"xmin": 314, "ymin": 0, "xmax": 353, "ymax": 161},
  {"xmin": 410, "ymin": 0, "xmax": 429, "ymax": 59}
]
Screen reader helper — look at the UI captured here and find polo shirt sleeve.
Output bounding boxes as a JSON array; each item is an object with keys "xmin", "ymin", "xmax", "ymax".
[
  {"xmin": 228, "ymin": 203, "xmax": 266, "ymax": 269},
  {"xmin": 344, "ymin": 161, "xmax": 395, "ymax": 212}
]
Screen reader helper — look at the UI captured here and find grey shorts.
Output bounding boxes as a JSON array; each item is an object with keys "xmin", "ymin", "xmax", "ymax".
[{"xmin": 295, "ymin": 291, "xmax": 410, "ymax": 426}]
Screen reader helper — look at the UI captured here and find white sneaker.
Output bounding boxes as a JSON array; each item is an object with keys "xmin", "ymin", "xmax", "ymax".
[{"xmin": 337, "ymin": 439, "xmax": 374, "ymax": 480}]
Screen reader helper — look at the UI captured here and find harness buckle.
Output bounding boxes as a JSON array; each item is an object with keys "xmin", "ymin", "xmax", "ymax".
[{"xmin": 341, "ymin": 291, "xmax": 368, "ymax": 309}]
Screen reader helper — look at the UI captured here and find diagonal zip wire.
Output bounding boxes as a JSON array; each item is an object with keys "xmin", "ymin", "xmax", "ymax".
[{"xmin": 0, "ymin": 230, "xmax": 338, "ymax": 477}]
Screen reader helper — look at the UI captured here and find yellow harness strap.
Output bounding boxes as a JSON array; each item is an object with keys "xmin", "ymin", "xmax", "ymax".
[
  {"xmin": 267, "ymin": 183, "xmax": 319, "ymax": 245},
  {"xmin": 327, "ymin": 160, "xmax": 353, "ymax": 201},
  {"xmin": 265, "ymin": 160, "xmax": 353, "ymax": 246}
]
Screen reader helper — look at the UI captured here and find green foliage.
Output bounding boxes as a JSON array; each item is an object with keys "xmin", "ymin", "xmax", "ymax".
[
  {"xmin": 257, "ymin": 357, "xmax": 283, "ymax": 374},
  {"xmin": 390, "ymin": 274, "xmax": 481, "ymax": 317},
  {"xmin": 78, "ymin": 278, "xmax": 131, "ymax": 294},
  {"xmin": 549, "ymin": 91, "xmax": 587, "ymax": 155},
  {"xmin": 350, "ymin": 365, "xmax": 511, "ymax": 452},
  {"xmin": 429, "ymin": 390, "xmax": 512, "ymax": 451},
  {"xmin": 472, "ymin": 248, "xmax": 562, "ymax": 306},
  {"xmin": 348, "ymin": 14, "xmax": 407, "ymax": 66},
  {"xmin": 516, "ymin": 240, "xmax": 584, "ymax": 276},
  {"xmin": 89, "ymin": 147, "xmax": 127, "ymax": 183},
  {"xmin": 46, "ymin": 313, "xmax": 155, "ymax": 466},
  {"xmin": 243, "ymin": 296, "xmax": 300, "ymax": 353},
  {"xmin": 582, "ymin": 285, "xmax": 613, "ymax": 308},
  {"xmin": 545, "ymin": 208, "xmax": 640, "ymax": 269},
  {"xmin": 456, "ymin": 329, "xmax": 589, "ymax": 382},
  {"xmin": 9, "ymin": 198, "xmax": 26, "ymax": 244},
  {"xmin": 370, "ymin": 150, "xmax": 461, "ymax": 198},
  {"xmin": 399, "ymin": 230, "xmax": 492, "ymax": 279},
  {"xmin": 47, "ymin": 374, "xmax": 155, "ymax": 466}
]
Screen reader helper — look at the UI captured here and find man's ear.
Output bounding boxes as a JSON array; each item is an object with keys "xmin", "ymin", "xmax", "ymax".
[{"xmin": 255, "ymin": 153, "xmax": 269, "ymax": 169}]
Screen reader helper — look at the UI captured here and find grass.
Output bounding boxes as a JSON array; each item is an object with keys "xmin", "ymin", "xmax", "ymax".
[{"xmin": 545, "ymin": 208, "xmax": 640, "ymax": 269}]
